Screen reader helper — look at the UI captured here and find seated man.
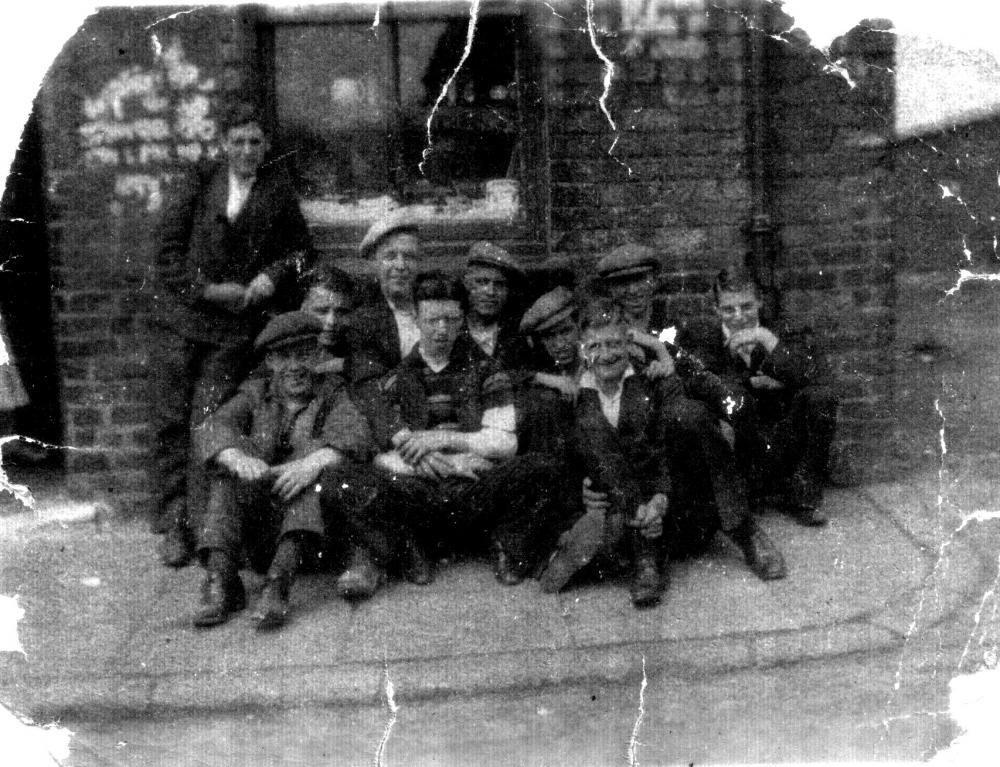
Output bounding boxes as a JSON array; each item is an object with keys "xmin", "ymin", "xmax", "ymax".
[
  {"xmin": 192, "ymin": 312, "xmax": 373, "ymax": 630},
  {"xmin": 540, "ymin": 300, "xmax": 787, "ymax": 608},
  {"xmin": 515, "ymin": 285, "xmax": 581, "ymax": 456},
  {"xmin": 678, "ymin": 265, "xmax": 839, "ymax": 526},
  {"xmin": 325, "ymin": 271, "xmax": 564, "ymax": 596},
  {"xmin": 461, "ymin": 241, "xmax": 533, "ymax": 376},
  {"xmin": 299, "ymin": 265, "xmax": 386, "ymax": 386}
]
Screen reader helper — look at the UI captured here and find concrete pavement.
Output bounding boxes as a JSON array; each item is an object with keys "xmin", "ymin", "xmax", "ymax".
[{"xmin": 0, "ymin": 472, "xmax": 994, "ymax": 721}]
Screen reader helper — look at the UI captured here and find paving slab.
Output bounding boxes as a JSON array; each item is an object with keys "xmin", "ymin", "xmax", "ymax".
[{"xmin": 0, "ymin": 484, "xmax": 982, "ymax": 718}]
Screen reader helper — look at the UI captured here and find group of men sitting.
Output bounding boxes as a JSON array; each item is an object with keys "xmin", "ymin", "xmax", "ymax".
[
  {"xmin": 148, "ymin": 105, "xmax": 838, "ymax": 633},
  {"xmin": 187, "ymin": 215, "xmax": 838, "ymax": 631}
]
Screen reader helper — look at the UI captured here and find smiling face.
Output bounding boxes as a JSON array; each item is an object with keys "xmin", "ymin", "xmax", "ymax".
[
  {"xmin": 539, "ymin": 315, "xmax": 581, "ymax": 369},
  {"xmin": 606, "ymin": 272, "xmax": 656, "ymax": 321},
  {"xmin": 417, "ymin": 298, "xmax": 464, "ymax": 360},
  {"xmin": 581, "ymin": 322, "xmax": 629, "ymax": 387},
  {"xmin": 463, "ymin": 265, "xmax": 510, "ymax": 321},
  {"xmin": 265, "ymin": 340, "xmax": 320, "ymax": 400},
  {"xmin": 374, "ymin": 232, "xmax": 421, "ymax": 301},
  {"xmin": 715, "ymin": 286, "xmax": 762, "ymax": 334},
  {"xmin": 224, "ymin": 122, "xmax": 269, "ymax": 180},
  {"xmin": 301, "ymin": 286, "xmax": 353, "ymax": 349}
]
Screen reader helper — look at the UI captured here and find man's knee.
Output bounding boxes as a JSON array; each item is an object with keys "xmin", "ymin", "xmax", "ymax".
[
  {"xmin": 663, "ymin": 397, "xmax": 717, "ymax": 433},
  {"xmin": 796, "ymin": 385, "xmax": 839, "ymax": 420}
]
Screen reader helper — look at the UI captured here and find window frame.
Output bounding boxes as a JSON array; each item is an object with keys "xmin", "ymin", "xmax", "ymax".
[{"xmin": 252, "ymin": 0, "xmax": 550, "ymax": 256}]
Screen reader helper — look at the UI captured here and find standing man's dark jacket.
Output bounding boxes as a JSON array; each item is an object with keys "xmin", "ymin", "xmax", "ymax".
[{"xmin": 153, "ymin": 160, "xmax": 314, "ymax": 344}]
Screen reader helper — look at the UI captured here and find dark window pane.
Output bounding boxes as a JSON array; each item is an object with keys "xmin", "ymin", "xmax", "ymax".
[
  {"xmin": 275, "ymin": 24, "xmax": 390, "ymax": 197},
  {"xmin": 271, "ymin": 16, "xmax": 524, "ymax": 223}
]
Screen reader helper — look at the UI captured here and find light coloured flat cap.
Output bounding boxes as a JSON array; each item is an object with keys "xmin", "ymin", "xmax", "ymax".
[
  {"xmin": 358, "ymin": 209, "xmax": 419, "ymax": 258},
  {"xmin": 596, "ymin": 243, "xmax": 660, "ymax": 281},
  {"xmin": 519, "ymin": 286, "xmax": 576, "ymax": 335},
  {"xmin": 465, "ymin": 241, "xmax": 525, "ymax": 280}
]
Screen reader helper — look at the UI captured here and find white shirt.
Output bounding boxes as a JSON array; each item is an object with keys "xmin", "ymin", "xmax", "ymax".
[
  {"xmin": 226, "ymin": 171, "xmax": 255, "ymax": 222},
  {"xmin": 468, "ymin": 322, "xmax": 499, "ymax": 357},
  {"xmin": 579, "ymin": 366, "xmax": 635, "ymax": 429},
  {"xmin": 389, "ymin": 304, "xmax": 421, "ymax": 360}
]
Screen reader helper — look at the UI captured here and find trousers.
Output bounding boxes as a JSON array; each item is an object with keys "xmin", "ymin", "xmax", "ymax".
[
  {"xmin": 323, "ymin": 453, "xmax": 567, "ymax": 569},
  {"xmin": 198, "ymin": 471, "xmax": 326, "ymax": 574},
  {"xmin": 147, "ymin": 326, "xmax": 250, "ymax": 535},
  {"xmin": 735, "ymin": 384, "xmax": 839, "ymax": 491}
]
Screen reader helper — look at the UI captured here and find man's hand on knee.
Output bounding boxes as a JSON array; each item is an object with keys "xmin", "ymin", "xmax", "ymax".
[
  {"xmin": 271, "ymin": 449, "xmax": 342, "ymax": 502},
  {"xmin": 630, "ymin": 493, "xmax": 668, "ymax": 539},
  {"xmin": 217, "ymin": 448, "xmax": 270, "ymax": 482}
]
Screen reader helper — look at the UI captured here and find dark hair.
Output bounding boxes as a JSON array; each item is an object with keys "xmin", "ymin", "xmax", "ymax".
[
  {"xmin": 712, "ymin": 262, "xmax": 761, "ymax": 304},
  {"xmin": 413, "ymin": 270, "xmax": 468, "ymax": 313},
  {"xmin": 220, "ymin": 101, "xmax": 267, "ymax": 136},
  {"xmin": 578, "ymin": 296, "xmax": 626, "ymax": 335},
  {"xmin": 305, "ymin": 265, "xmax": 357, "ymax": 307}
]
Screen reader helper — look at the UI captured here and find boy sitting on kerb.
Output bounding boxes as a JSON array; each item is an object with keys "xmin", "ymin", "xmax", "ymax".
[
  {"xmin": 539, "ymin": 299, "xmax": 787, "ymax": 608},
  {"xmin": 678, "ymin": 265, "xmax": 839, "ymax": 526}
]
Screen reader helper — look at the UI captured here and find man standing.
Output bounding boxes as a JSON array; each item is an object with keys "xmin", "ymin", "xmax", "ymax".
[
  {"xmin": 461, "ymin": 241, "xmax": 532, "ymax": 375},
  {"xmin": 192, "ymin": 312, "xmax": 372, "ymax": 630},
  {"xmin": 326, "ymin": 272, "xmax": 564, "ymax": 597},
  {"xmin": 351, "ymin": 210, "xmax": 422, "ymax": 370},
  {"xmin": 149, "ymin": 102, "xmax": 314, "ymax": 567}
]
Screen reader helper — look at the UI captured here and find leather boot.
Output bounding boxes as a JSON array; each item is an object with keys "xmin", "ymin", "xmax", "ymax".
[
  {"xmin": 492, "ymin": 540, "xmax": 526, "ymax": 586},
  {"xmin": 193, "ymin": 570, "xmax": 246, "ymax": 628},
  {"xmin": 401, "ymin": 537, "xmax": 434, "ymax": 586},
  {"xmin": 785, "ymin": 469, "xmax": 828, "ymax": 526},
  {"xmin": 629, "ymin": 535, "xmax": 666, "ymax": 608},
  {"xmin": 728, "ymin": 517, "xmax": 787, "ymax": 580},
  {"xmin": 158, "ymin": 524, "xmax": 194, "ymax": 568},
  {"xmin": 336, "ymin": 546, "xmax": 384, "ymax": 600},
  {"xmin": 252, "ymin": 574, "xmax": 291, "ymax": 632}
]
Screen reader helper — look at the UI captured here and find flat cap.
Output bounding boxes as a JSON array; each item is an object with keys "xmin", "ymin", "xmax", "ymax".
[
  {"xmin": 519, "ymin": 286, "xmax": 576, "ymax": 334},
  {"xmin": 254, "ymin": 311, "xmax": 322, "ymax": 353},
  {"xmin": 596, "ymin": 243, "xmax": 660, "ymax": 281},
  {"xmin": 359, "ymin": 208, "xmax": 419, "ymax": 258},
  {"xmin": 465, "ymin": 241, "xmax": 525, "ymax": 280}
]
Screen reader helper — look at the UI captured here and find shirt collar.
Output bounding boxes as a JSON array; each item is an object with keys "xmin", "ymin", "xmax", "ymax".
[
  {"xmin": 228, "ymin": 168, "xmax": 256, "ymax": 187},
  {"xmin": 579, "ymin": 365, "xmax": 635, "ymax": 393}
]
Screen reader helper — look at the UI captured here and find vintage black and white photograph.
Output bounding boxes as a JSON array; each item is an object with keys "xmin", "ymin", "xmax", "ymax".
[{"xmin": 1, "ymin": 1, "xmax": 1000, "ymax": 764}]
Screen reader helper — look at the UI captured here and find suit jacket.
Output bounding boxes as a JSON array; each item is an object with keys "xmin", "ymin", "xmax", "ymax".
[
  {"xmin": 677, "ymin": 315, "xmax": 833, "ymax": 407},
  {"xmin": 572, "ymin": 374, "xmax": 682, "ymax": 515},
  {"xmin": 153, "ymin": 161, "xmax": 314, "ymax": 346},
  {"xmin": 195, "ymin": 375, "xmax": 373, "ymax": 467},
  {"xmin": 351, "ymin": 296, "xmax": 408, "ymax": 372},
  {"xmin": 461, "ymin": 318, "xmax": 537, "ymax": 389}
]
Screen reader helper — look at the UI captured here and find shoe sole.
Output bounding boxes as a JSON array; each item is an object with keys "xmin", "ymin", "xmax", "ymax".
[{"xmin": 253, "ymin": 612, "xmax": 287, "ymax": 632}]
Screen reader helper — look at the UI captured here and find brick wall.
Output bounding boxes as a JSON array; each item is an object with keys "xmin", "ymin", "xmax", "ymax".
[
  {"xmin": 543, "ymin": 3, "xmax": 896, "ymax": 479},
  {"xmin": 37, "ymin": 2, "xmax": 899, "ymax": 510},
  {"xmin": 763, "ymin": 18, "xmax": 896, "ymax": 477},
  {"xmin": 39, "ymin": 7, "xmax": 256, "ymax": 506}
]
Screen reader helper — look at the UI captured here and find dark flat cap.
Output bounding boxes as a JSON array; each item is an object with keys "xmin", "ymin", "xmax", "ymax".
[
  {"xmin": 519, "ymin": 286, "xmax": 576, "ymax": 334},
  {"xmin": 465, "ymin": 241, "xmax": 525, "ymax": 280},
  {"xmin": 359, "ymin": 209, "xmax": 419, "ymax": 258},
  {"xmin": 254, "ymin": 311, "xmax": 322, "ymax": 352},
  {"xmin": 596, "ymin": 243, "xmax": 660, "ymax": 281}
]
